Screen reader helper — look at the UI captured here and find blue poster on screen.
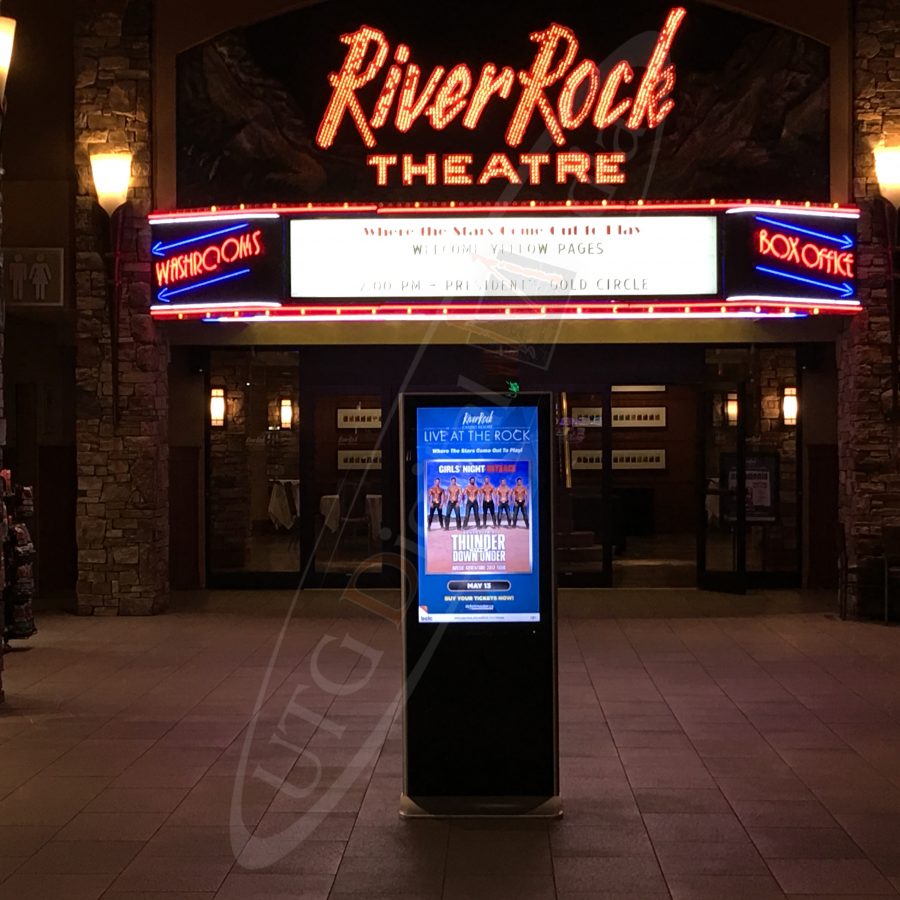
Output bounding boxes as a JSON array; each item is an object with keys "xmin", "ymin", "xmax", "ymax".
[{"xmin": 416, "ymin": 405, "xmax": 540, "ymax": 623}]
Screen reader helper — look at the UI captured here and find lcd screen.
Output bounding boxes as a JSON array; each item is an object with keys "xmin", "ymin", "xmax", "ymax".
[{"xmin": 416, "ymin": 405, "xmax": 540, "ymax": 623}]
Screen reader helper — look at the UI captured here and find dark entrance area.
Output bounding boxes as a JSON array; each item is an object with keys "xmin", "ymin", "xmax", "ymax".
[{"xmin": 187, "ymin": 343, "xmax": 809, "ymax": 592}]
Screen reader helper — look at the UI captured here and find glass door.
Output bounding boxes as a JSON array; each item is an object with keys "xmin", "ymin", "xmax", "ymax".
[
  {"xmin": 206, "ymin": 349, "xmax": 301, "ymax": 588},
  {"xmin": 555, "ymin": 389, "xmax": 612, "ymax": 586},
  {"xmin": 698, "ymin": 383, "xmax": 747, "ymax": 593},
  {"xmin": 610, "ymin": 385, "xmax": 697, "ymax": 588},
  {"xmin": 302, "ymin": 391, "xmax": 387, "ymax": 586}
]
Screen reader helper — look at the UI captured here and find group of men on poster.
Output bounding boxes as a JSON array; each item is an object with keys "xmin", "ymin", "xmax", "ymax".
[{"xmin": 427, "ymin": 475, "xmax": 529, "ymax": 531}]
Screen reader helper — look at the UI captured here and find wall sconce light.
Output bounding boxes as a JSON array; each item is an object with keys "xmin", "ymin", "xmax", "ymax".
[
  {"xmin": 280, "ymin": 398, "xmax": 293, "ymax": 430},
  {"xmin": 875, "ymin": 144, "xmax": 900, "ymax": 208},
  {"xmin": 210, "ymin": 388, "xmax": 225, "ymax": 427},
  {"xmin": 0, "ymin": 16, "xmax": 16, "ymax": 111},
  {"xmin": 725, "ymin": 392, "xmax": 739, "ymax": 427},
  {"xmin": 874, "ymin": 142, "xmax": 900, "ymax": 421},
  {"xmin": 90, "ymin": 152, "xmax": 133, "ymax": 217},
  {"xmin": 782, "ymin": 386, "xmax": 798, "ymax": 426},
  {"xmin": 89, "ymin": 150, "xmax": 133, "ymax": 430}
]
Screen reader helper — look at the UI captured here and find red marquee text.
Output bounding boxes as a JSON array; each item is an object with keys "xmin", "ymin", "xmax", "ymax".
[
  {"xmin": 155, "ymin": 230, "xmax": 265, "ymax": 287},
  {"xmin": 315, "ymin": 7, "xmax": 687, "ymax": 187},
  {"xmin": 755, "ymin": 229, "xmax": 855, "ymax": 279}
]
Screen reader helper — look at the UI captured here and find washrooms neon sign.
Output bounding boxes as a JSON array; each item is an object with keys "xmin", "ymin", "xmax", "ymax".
[
  {"xmin": 315, "ymin": 7, "xmax": 687, "ymax": 188},
  {"xmin": 153, "ymin": 223, "xmax": 264, "ymax": 302}
]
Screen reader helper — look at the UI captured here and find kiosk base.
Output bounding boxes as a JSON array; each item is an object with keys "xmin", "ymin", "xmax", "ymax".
[{"xmin": 399, "ymin": 794, "xmax": 563, "ymax": 819}]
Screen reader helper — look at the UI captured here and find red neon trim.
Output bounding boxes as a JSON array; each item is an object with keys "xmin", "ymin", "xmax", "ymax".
[
  {"xmin": 149, "ymin": 298, "xmax": 859, "ymax": 321},
  {"xmin": 149, "ymin": 200, "xmax": 859, "ymax": 221}
]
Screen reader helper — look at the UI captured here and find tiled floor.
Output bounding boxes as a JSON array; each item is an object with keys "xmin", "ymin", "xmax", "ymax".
[{"xmin": 2, "ymin": 598, "xmax": 900, "ymax": 898}]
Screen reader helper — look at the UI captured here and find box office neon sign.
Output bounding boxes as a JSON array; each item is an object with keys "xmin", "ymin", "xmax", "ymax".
[
  {"xmin": 753, "ymin": 216, "xmax": 856, "ymax": 300},
  {"xmin": 315, "ymin": 7, "xmax": 686, "ymax": 188}
]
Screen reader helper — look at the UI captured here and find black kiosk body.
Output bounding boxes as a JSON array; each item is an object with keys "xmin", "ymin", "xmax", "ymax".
[{"xmin": 400, "ymin": 393, "xmax": 560, "ymax": 817}]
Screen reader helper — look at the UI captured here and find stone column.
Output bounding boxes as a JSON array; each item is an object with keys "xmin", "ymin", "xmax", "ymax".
[
  {"xmin": 0, "ymin": 3, "xmax": 6, "ymax": 694},
  {"xmin": 839, "ymin": 0, "xmax": 900, "ymax": 613},
  {"xmin": 74, "ymin": 0, "xmax": 168, "ymax": 615}
]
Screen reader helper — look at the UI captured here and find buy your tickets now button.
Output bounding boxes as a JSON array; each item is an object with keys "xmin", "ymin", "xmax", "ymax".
[{"xmin": 448, "ymin": 580, "xmax": 511, "ymax": 592}]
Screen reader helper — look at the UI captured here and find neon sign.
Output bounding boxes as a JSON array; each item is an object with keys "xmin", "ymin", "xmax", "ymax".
[
  {"xmin": 157, "ymin": 267, "xmax": 252, "ymax": 303},
  {"xmin": 755, "ymin": 229, "xmax": 854, "ymax": 279},
  {"xmin": 148, "ymin": 200, "xmax": 863, "ymax": 316},
  {"xmin": 754, "ymin": 265, "xmax": 854, "ymax": 299},
  {"xmin": 154, "ymin": 225, "xmax": 264, "ymax": 288},
  {"xmin": 150, "ymin": 217, "xmax": 283, "ymax": 306},
  {"xmin": 724, "ymin": 206, "xmax": 858, "ymax": 304},
  {"xmin": 315, "ymin": 7, "xmax": 686, "ymax": 188}
]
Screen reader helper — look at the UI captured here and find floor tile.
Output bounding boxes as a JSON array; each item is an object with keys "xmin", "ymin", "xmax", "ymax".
[
  {"xmin": 549, "ymin": 820, "xmax": 654, "ymax": 858},
  {"xmin": 0, "ymin": 858, "xmax": 24, "ymax": 882},
  {"xmin": 0, "ymin": 777, "xmax": 110, "ymax": 826},
  {"xmin": 446, "ymin": 829, "xmax": 551, "ymax": 874},
  {"xmin": 54, "ymin": 812, "xmax": 167, "ymax": 842},
  {"xmin": 0, "ymin": 825, "xmax": 58, "ymax": 857},
  {"xmin": 0, "ymin": 872, "xmax": 115, "ymax": 900},
  {"xmin": 654, "ymin": 840, "xmax": 769, "ymax": 876},
  {"xmin": 552, "ymin": 856, "xmax": 668, "ymax": 894},
  {"xmin": 84, "ymin": 787, "xmax": 188, "ymax": 814},
  {"xmin": 633, "ymin": 788, "xmax": 733, "ymax": 814},
  {"xmin": 104, "ymin": 894, "xmax": 216, "ymax": 900},
  {"xmin": 768, "ymin": 858, "xmax": 895, "ymax": 895},
  {"xmin": 666, "ymin": 873, "xmax": 786, "ymax": 898},
  {"xmin": 642, "ymin": 812, "xmax": 748, "ymax": 842},
  {"xmin": 109, "ymin": 856, "xmax": 232, "ymax": 893},
  {"xmin": 443, "ymin": 874, "xmax": 557, "ymax": 899},
  {"xmin": 331, "ymin": 855, "xmax": 444, "ymax": 894},
  {"xmin": 730, "ymin": 798, "xmax": 836, "ymax": 828},
  {"xmin": 18, "ymin": 841, "xmax": 143, "ymax": 875},
  {"xmin": 205, "ymin": 872, "xmax": 334, "ymax": 898},
  {"xmin": 143, "ymin": 825, "xmax": 247, "ymax": 859},
  {"xmin": 344, "ymin": 822, "xmax": 448, "ymax": 858},
  {"xmin": 748, "ymin": 826, "xmax": 865, "ymax": 859}
]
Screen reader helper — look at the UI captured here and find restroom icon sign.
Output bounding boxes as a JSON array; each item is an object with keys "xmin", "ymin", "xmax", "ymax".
[{"xmin": 3, "ymin": 248, "xmax": 64, "ymax": 307}]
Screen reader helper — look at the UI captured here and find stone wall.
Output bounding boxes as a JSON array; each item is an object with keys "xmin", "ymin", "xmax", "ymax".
[
  {"xmin": 74, "ymin": 0, "xmax": 168, "ymax": 614},
  {"xmin": 0, "ymin": 1, "xmax": 6, "ymax": 694},
  {"xmin": 840, "ymin": 0, "xmax": 900, "ymax": 613}
]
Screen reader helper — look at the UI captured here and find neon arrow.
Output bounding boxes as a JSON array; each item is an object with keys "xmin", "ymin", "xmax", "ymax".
[
  {"xmin": 151, "ymin": 223, "xmax": 250, "ymax": 258},
  {"xmin": 157, "ymin": 268, "xmax": 251, "ymax": 302},
  {"xmin": 755, "ymin": 216, "xmax": 854, "ymax": 251},
  {"xmin": 755, "ymin": 265, "xmax": 854, "ymax": 299}
]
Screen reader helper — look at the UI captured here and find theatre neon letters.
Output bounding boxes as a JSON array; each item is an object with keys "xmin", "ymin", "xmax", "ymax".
[{"xmin": 315, "ymin": 7, "xmax": 687, "ymax": 187}]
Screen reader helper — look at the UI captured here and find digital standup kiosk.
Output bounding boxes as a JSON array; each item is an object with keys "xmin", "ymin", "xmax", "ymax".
[{"xmin": 399, "ymin": 393, "xmax": 559, "ymax": 817}]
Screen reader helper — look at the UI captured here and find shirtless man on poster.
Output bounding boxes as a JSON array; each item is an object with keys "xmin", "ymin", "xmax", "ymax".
[
  {"xmin": 462, "ymin": 476, "xmax": 482, "ymax": 529},
  {"xmin": 427, "ymin": 478, "xmax": 444, "ymax": 530},
  {"xmin": 512, "ymin": 477, "xmax": 529, "ymax": 529},
  {"xmin": 444, "ymin": 476, "xmax": 462, "ymax": 530},
  {"xmin": 481, "ymin": 475, "xmax": 497, "ymax": 528},
  {"xmin": 496, "ymin": 478, "xmax": 512, "ymax": 527}
]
